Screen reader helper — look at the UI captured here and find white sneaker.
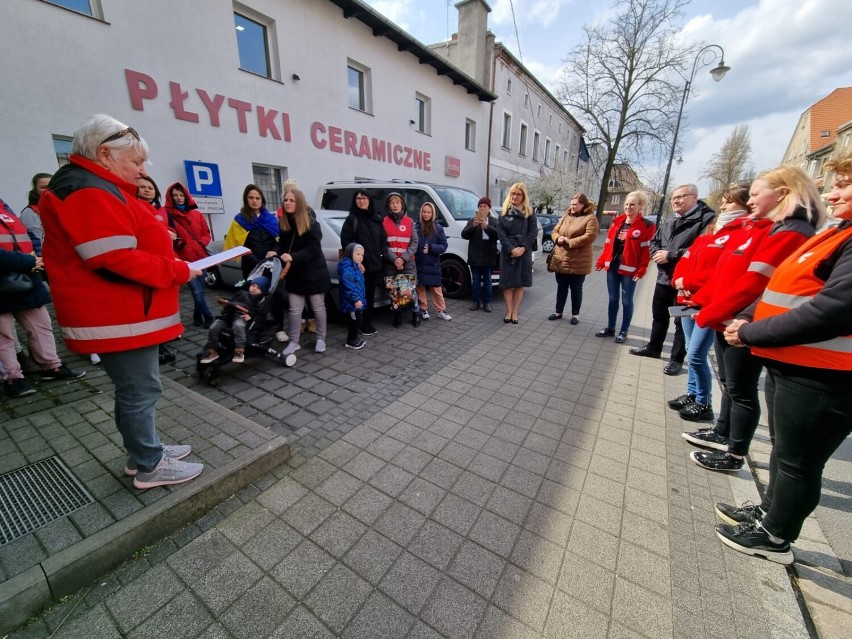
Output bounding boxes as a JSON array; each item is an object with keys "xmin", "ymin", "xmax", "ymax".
[
  {"xmin": 437, "ymin": 311, "xmax": 452, "ymax": 321},
  {"xmin": 199, "ymin": 350, "xmax": 219, "ymax": 365},
  {"xmin": 275, "ymin": 330, "xmax": 289, "ymax": 342},
  {"xmin": 232, "ymin": 350, "xmax": 245, "ymax": 364},
  {"xmin": 90, "ymin": 353, "xmax": 101, "ymax": 365},
  {"xmin": 315, "ymin": 339, "xmax": 326, "ymax": 353},
  {"xmin": 421, "ymin": 310, "xmax": 430, "ymax": 320},
  {"xmin": 133, "ymin": 456, "xmax": 204, "ymax": 490},
  {"xmin": 282, "ymin": 342, "xmax": 301, "ymax": 356}
]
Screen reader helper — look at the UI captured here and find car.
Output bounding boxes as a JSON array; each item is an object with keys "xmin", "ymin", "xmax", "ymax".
[{"xmin": 537, "ymin": 213, "xmax": 560, "ymax": 253}]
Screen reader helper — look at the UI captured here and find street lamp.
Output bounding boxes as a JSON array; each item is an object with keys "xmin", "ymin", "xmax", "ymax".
[{"xmin": 655, "ymin": 44, "xmax": 730, "ymax": 222}]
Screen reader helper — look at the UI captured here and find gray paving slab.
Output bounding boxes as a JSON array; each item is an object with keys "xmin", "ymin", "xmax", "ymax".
[{"xmin": 6, "ymin": 255, "xmax": 846, "ymax": 637}]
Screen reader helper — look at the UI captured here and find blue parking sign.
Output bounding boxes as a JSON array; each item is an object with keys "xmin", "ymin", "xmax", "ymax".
[{"xmin": 184, "ymin": 161, "xmax": 222, "ymax": 196}]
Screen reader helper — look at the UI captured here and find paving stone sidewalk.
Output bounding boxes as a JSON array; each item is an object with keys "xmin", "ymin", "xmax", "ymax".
[{"xmin": 5, "ymin": 268, "xmax": 817, "ymax": 639}]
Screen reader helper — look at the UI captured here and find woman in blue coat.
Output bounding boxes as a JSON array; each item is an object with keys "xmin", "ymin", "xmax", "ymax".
[{"xmin": 414, "ymin": 202, "xmax": 451, "ymax": 320}]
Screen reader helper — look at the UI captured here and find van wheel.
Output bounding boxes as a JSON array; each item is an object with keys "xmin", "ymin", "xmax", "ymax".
[{"xmin": 441, "ymin": 256, "xmax": 470, "ymax": 299}]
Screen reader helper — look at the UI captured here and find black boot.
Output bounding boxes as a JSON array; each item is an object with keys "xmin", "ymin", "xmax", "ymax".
[
  {"xmin": 393, "ymin": 312, "xmax": 402, "ymax": 328},
  {"xmin": 412, "ymin": 310, "xmax": 422, "ymax": 328}
]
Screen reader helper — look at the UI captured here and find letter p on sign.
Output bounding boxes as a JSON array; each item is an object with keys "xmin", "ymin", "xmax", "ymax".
[{"xmin": 183, "ymin": 160, "xmax": 222, "ymax": 197}]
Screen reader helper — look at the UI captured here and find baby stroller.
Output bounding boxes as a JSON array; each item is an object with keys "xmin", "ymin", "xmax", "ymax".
[{"xmin": 196, "ymin": 258, "xmax": 296, "ymax": 385}]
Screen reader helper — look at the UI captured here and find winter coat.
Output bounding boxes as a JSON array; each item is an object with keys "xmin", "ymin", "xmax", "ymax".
[
  {"xmin": 0, "ymin": 199, "xmax": 50, "ymax": 314},
  {"xmin": 414, "ymin": 221, "xmax": 448, "ymax": 287},
  {"xmin": 337, "ymin": 257, "xmax": 367, "ymax": 313},
  {"xmin": 275, "ymin": 220, "xmax": 331, "ymax": 296},
  {"xmin": 461, "ymin": 216, "xmax": 498, "ymax": 267},
  {"xmin": 650, "ymin": 200, "xmax": 716, "ymax": 284},
  {"xmin": 164, "ymin": 183, "xmax": 210, "ymax": 262},
  {"xmin": 340, "ymin": 208, "xmax": 389, "ymax": 275},
  {"xmin": 38, "ymin": 155, "xmax": 190, "ymax": 354},
  {"xmin": 497, "ymin": 207, "xmax": 538, "ymax": 288},
  {"xmin": 548, "ymin": 211, "xmax": 599, "ymax": 275}
]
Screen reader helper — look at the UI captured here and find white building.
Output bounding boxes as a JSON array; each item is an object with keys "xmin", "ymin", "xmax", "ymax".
[
  {"xmin": 1, "ymin": 0, "xmax": 494, "ymax": 239},
  {"xmin": 430, "ymin": 0, "xmax": 589, "ymax": 208}
]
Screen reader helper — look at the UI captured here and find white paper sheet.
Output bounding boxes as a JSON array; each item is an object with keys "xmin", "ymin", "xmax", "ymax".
[{"xmin": 189, "ymin": 246, "xmax": 251, "ymax": 271}]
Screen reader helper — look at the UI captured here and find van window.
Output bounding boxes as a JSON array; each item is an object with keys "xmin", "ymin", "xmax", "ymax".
[{"xmin": 433, "ymin": 187, "xmax": 480, "ymax": 221}]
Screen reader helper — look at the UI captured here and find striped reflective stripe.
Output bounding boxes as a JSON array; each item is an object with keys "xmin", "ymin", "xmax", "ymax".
[
  {"xmin": 61, "ymin": 313, "xmax": 180, "ymax": 341},
  {"xmin": 0, "ymin": 232, "xmax": 31, "ymax": 243},
  {"xmin": 76, "ymin": 235, "xmax": 138, "ymax": 260},
  {"xmin": 748, "ymin": 261, "xmax": 775, "ymax": 277},
  {"xmin": 802, "ymin": 337, "xmax": 852, "ymax": 355},
  {"xmin": 761, "ymin": 289, "xmax": 811, "ymax": 310},
  {"xmin": 620, "ymin": 264, "xmax": 637, "ymax": 272},
  {"xmin": 386, "ymin": 235, "xmax": 409, "ymax": 243},
  {"xmin": 640, "ymin": 240, "xmax": 651, "ymax": 247}
]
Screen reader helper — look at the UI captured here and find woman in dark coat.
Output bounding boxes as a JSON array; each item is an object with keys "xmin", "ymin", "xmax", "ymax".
[
  {"xmin": 414, "ymin": 202, "xmax": 451, "ymax": 321},
  {"xmin": 340, "ymin": 189, "xmax": 387, "ymax": 335},
  {"xmin": 461, "ymin": 196, "xmax": 498, "ymax": 312},
  {"xmin": 497, "ymin": 182, "xmax": 538, "ymax": 323},
  {"xmin": 268, "ymin": 188, "xmax": 331, "ymax": 357}
]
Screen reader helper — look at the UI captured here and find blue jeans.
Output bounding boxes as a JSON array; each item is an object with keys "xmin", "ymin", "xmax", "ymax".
[
  {"xmin": 187, "ymin": 276, "xmax": 213, "ymax": 320},
  {"xmin": 99, "ymin": 346, "xmax": 163, "ymax": 472},
  {"xmin": 470, "ymin": 265, "xmax": 492, "ymax": 304},
  {"xmin": 681, "ymin": 315, "xmax": 714, "ymax": 405},
  {"xmin": 606, "ymin": 269, "xmax": 636, "ymax": 333}
]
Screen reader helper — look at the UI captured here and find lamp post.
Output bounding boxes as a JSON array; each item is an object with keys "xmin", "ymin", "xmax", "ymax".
[{"xmin": 655, "ymin": 44, "xmax": 730, "ymax": 222}]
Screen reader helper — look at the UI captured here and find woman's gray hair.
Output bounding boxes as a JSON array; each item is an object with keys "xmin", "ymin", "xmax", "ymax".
[
  {"xmin": 72, "ymin": 114, "xmax": 149, "ymax": 160},
  {"xmin": 626, "ymin": 190, "xmax": 650, "ymax": 209}
]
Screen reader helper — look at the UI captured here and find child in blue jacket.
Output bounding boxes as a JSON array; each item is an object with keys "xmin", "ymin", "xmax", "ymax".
[{"xmin": 338, "ymin": 243, "xmax": 367, "ymax": 349}]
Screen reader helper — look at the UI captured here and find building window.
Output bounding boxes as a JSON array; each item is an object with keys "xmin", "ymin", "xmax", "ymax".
[
  {"xmin": 348, "ymin": 59, "xmax": 372, "ymax": 113},
  {"xmin": 532, "ymin": 131, "xmax": 541, "ymax": 162},
  {"xmin": 611, "ymin": 195, "xmax": 620, "ymax": 205},
  {"xmin": 415, "ymin": 93, "xmax": 431, "ymax": 134},
  {"xmin": 564, "ymin": 150, "xmax": 569, "ymax": 165},
  {"xmin": 558, "ymin": 122, "xmax": 562, "ymax": 134},
  {"xmin": 554, "ymin": 144, "xmax": 561, "ymax": 164},
  {"xmin": 465, "ymin": 119, "xmax": 476, "ymax": 152},
  {"xmin": 501, "ymin": 112, "xmax": 512, "ymax": 149},
  {"xmin": 252, "ymin": 164, "xmax": 285, "ymax": 210},
  {"xmin": 524, "ymin": 94, "xmax": 530, "ymax": 107},
  {"xmin": 519, "ymin": 123, "xmax": 528, "ymax": 157},
  {"xmin": 43, "ymin": 0, "xmax": 100, "ymax": 18},
  {"xmin": 506, "ymin": 78, "xmax": 512, "ymax": 94},
  {"xmin": 548, "ymin": 114, "xmax": 553, "ymax": 127},
  {"xmin": 52, "ymin": 136, "xmax": 73, "ymax": 167},
  {"xmin": 537, "ymin": 105, "xmax": 542, "ymax": 118},
  {"xmin": 234, "ymin": 11, "xmax": 272, "ymax": 78}
]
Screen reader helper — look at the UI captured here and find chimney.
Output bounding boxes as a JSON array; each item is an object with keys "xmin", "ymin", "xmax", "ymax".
[{"xmin": 454, "ymin": 0, "xmax": 491, "ymax": 85}]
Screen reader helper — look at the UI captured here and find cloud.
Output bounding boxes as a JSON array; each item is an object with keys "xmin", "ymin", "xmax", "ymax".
[{"xmin": 366, "ymin": 0, "xmax": 416, "ymax": 31}]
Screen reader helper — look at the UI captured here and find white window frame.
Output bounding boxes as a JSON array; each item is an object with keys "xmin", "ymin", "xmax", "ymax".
[
  {"xmin": 501, "ymin": 112, "xmax": 512, "ymax": 150},
  {"xmin": 233, "ymin": 2, "xmax": 280, "ymax": 81},
  {"xmin": 52, "ymin": 135, "xmax": 73, "ymax": 167},
  {"xmin": 518, "ymin": 122, "xmax": 529, "ymax": 157},
  {"xmin": 611, "ymin": 194, "xmax": 621, "ymax": 205},
  {"xmin": 506, "ymin": 78, "xmax": 512, "ymax": 94},
  {"xmin": 532, "ymin": 131, "xmax": 541, "ymax": 162},
  {"xmin": 544, "ymin": 138, "xmax": 552, "ymax": 166},
  {"xmin": 465, "ymin": 119, "xmax": 476, "ymax": 152},
  {"xmin": 347, "ymin": 58, "xmax": 373, "ymax": 114},
  {"xmin": 41, "ymin": 0, "xmax": 103, "ymax": 19},
  {"xmin": 415, "ymin": 92, "xmax": 431, "ymax": 135}
]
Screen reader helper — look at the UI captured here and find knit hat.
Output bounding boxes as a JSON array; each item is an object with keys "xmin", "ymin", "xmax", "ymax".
[
  {"xmin": 478, "ymin": 196, "xmax": 491, "ymax": 208},
  {"xmin": 251, "ymin": 275, "xmax": 271, "ymax": 293},
  {"xmin": 344, "ymin": 243, "xmax": 363, "ymax": 260}
]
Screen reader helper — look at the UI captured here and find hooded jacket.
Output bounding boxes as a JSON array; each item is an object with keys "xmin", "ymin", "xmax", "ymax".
[
  {"xmin": 337, "ymin": 243, "xmax": 367, "ymax": 313},
  {"xmin": 164, "ymin": 182, "xmax": 211, "ymax": 262},
  {"xmin": 382, "ymin": 192, "xmax": 418, "ymax": 276}
]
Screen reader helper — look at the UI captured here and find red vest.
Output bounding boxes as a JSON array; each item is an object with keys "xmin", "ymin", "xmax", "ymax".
[
  {"xmin": 752, "ymin": 225, "xmax": 852, "ymax": 370},
  {"xmin": 0, "ymin": 201, "xmax": 35, "ymax": 254},
  {"xmin": 383, "ymin": 215, "xmax": 413, "ymax": 257}
]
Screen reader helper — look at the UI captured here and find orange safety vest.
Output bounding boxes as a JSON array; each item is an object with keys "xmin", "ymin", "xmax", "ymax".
[{"xmin": 752, "ymin": 225, "xmax": 852, "ymax": 370}]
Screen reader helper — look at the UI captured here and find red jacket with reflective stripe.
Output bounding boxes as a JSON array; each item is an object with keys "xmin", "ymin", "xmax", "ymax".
[
  {"xmin": 595, "ymin": 213, "xmax": 655, "ymax": 279},
  {"xmin": 39, "ymin": 155, "xmax": 190, "ymax": 354}
]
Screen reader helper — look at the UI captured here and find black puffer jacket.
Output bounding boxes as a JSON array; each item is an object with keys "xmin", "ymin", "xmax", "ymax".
[
  {"xmin": 340, "ymin": 208, "xmax": 388, "ymax": 275},
  {"xmin": 461, "ymin": 217, "xmax": 498, "ymax": 267},
  {"xmin": 275, "ymin": 221, "xmax": 331, "ymax": 296},
  {"xmin": 650, "ymin": 200, "xmax": 715, "ymax": 284}
]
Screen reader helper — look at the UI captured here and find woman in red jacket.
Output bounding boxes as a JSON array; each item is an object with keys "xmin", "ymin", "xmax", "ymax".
[
  {"xmin": 594, "ymin": 191, "xmax": 655, "ymax": 343},
  {"xmin": 687, "ymin": 166, "xmax": 824, "ymax": 473},
  {"xmin": 164, "ymin": 182, "xmax": 214, "ymax": 328}
]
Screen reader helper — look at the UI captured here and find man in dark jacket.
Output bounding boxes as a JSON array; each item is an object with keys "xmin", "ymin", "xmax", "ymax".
[{"xmin": 629, "ymin": 184, "xmax": 714, "ymax": 374}]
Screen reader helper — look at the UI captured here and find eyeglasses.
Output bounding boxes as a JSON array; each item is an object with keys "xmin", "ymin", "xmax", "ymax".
[
  {"xmin": 99, "ymin": 127, "xmax": 140, "ymax": 146},
  {"xmin": 671, "ymin": 194, "xmax": 695, "ymax": 201}
]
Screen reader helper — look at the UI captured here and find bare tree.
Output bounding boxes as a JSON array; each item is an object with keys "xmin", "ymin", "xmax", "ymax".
[
  {"xmin": 555, "ymin": 0, "xmax": 698, "ymax": 218},
  {"xmin": 702, "ymin": 124, "xmax": 753, "ymax": 207},
  {"xmin": 527, "ymin": 162, "xmax": 581, "ymax": 214}
]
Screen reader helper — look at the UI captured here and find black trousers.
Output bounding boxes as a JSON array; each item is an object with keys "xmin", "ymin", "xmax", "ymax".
[
  {"xmin": 712, "ymin": 332, "xmax": 764, "ymax": 455},
  {"xmin": 554, "ymin": 273, "xmax": 586, "ymax": 315},
  {"xmin": 346, "ymin": 310, "xmax": 363, "ymax": 343},
  {"xmin": 648, "ymin": 282, "xmax": 685, "ymax": 362},
  {"xmin": 363, "ymin": 270, "xmax": 379, "ymax": 329},
  {"xmin": 760, "ymin": 368, "xmax": 852, "ymax": 541}
]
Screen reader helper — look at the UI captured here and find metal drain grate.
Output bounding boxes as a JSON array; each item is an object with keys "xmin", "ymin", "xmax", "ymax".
[{"xmin": 0, "ymin": 456, "xmax": 94, "ymax": 545}]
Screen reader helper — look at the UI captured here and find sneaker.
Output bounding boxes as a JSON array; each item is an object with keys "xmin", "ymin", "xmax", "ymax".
[
  {"xmin": 359, "ymin": 325, "xmax": 378, "ymax": 336},
  {"xmin": 275, "ymin": 330, "xmax": 289, "ymax": 342},
  {"xmin": 4, "ymin": 378, "xmax": 36, "ymax": 397},
  {"xmin": 232, "ymin": 349, "xmax": 245, "ymax": 364},
  {"xmin": 421, "ymin": 310, "xmax": 430, "ymax": 320},
  {"xmin": 436, "ymin": 310, "xmax": 452, "ymax": 321},
  {"xmin": 306, "ymin": 319, "xmax": 318, "ymax": 333},
  {"xmin": 133, "ymin": 456, "xmax": 204, "ymax": 490},
  {"xmin": 41, "ymin": 365, "xmax": 85, "ymax": 381},
  {"xmin": 90, "ymin": 353, "xmax": 101, "ymax": 365},
  {"xmin": 283, "ymin": 342, "xmax": 301, "ymax": 356},
  {"xmin": 668, "ymin": 393, "xmax": 696, "ymax": 410},
  {"xmin": 715, "ymin": 522, "xmax": 793, "ymax": 565},
  {"xmin": 715, "ymin": 501, "xmax": 763, "ymax": 527},
  {"xmin": 315, "ymin": 339, "xmax": 326, "ymax": 353},
  {"xmin": 199, "ymin": 350, "xmax": 219, "ymax": 365},
  {"xmin": 679, "ymin": 402, "xmax": 713, "ymax": 422},
  {"xmin": 595, "ymin": 327, "xmax": 615, "ymax": 337},
  {"xmin": 614, "ymin": 332, "xmax": 627, "ymax": 344},
  {"xmin": 682, "ymin": 428, "xmax": 728, "ymax": 451},
  {"xmin": 690, "ymin": 450, "xmax": 744, "ymax": 472},
  {"xmin": 345, "ymin": 339, "xmax": 366, "ymax": 350},
  {"xmin": 124, "ymin": 444, "xmax": 192, "ymax": 477}
]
